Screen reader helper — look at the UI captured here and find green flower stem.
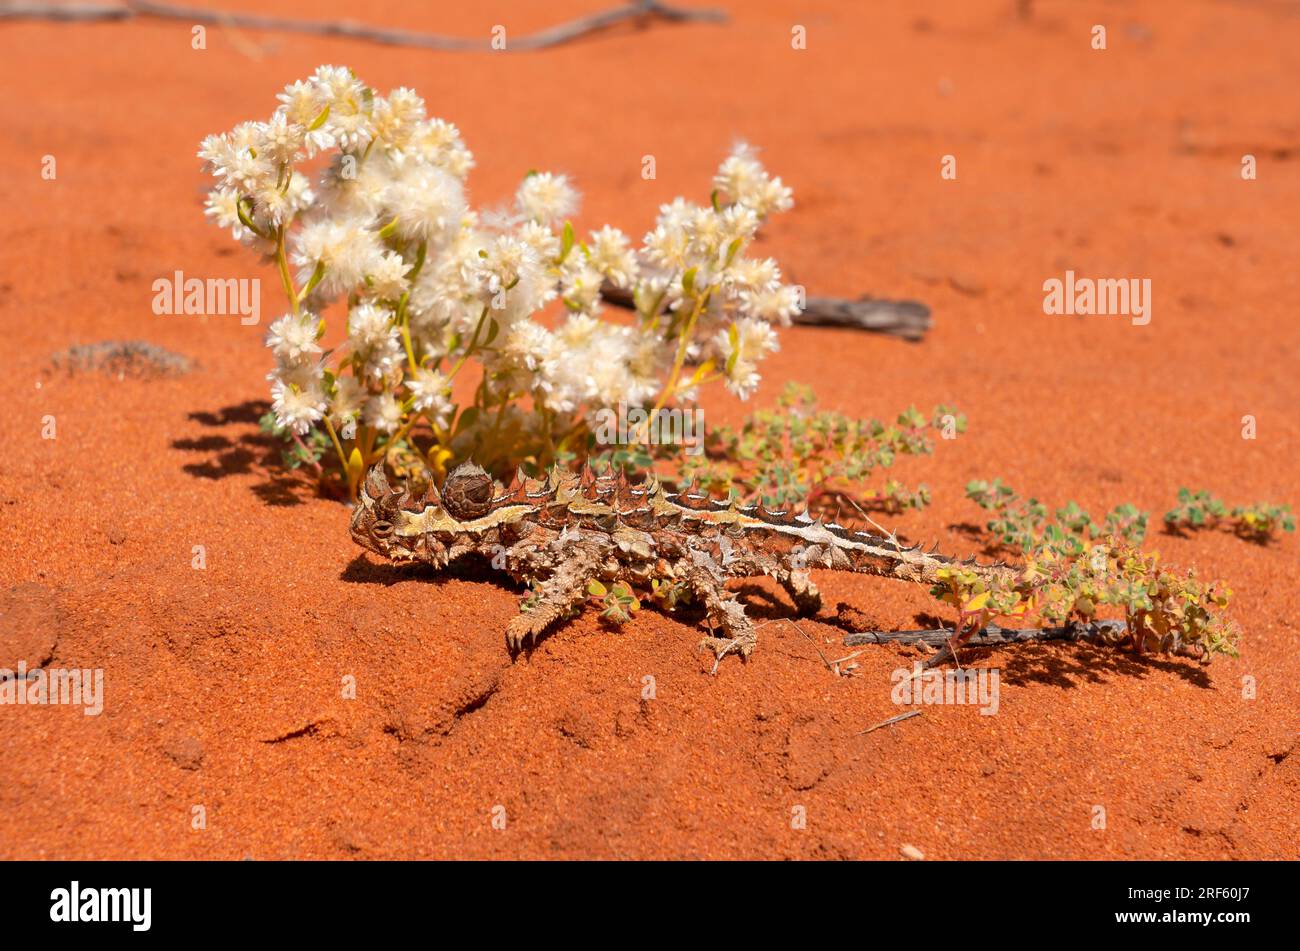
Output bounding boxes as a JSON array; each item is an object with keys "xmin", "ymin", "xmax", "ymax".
[
  {"xmin": 405, "ymin": 240, "xmax": 428, "ymax": 283},
  {"xmin": 275, "ymin": 226, "xmax": 299, "ymax": 316},
  {"xmin": 321, "ymin": 416, "xmax": 350, "ymax": 473},
  {"xmin": 448, "ymin": 304, "xmax": 491, "ymax": 381},
  {"xmin": 368, "ymin": 409, "xmax": 424, "ymax": 465},
  {"xmin": 393, "ymin": 242, "xmax": 427, "ymax": 371},
  {"xmin": 651, "ymin": 289, "xmax": 710, "ymax": 418},
  {"xmin": 289, "ymin": 430, "xmax": 324, "ymax": 475},
  {"xmin": 398, "ymin": 302, "xmax": 419, "ymax": 369}
]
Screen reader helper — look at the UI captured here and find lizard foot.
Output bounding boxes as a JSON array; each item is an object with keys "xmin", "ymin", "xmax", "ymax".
[
  {"xmin": 780, "ymin": 569, "xmax": 822, "ymax": 616},
  {"xmin": 697, "ymin": 630, "xmax": 757, "ymax": 673},
  {"xmin": 506, "ymin": 601, "xmax": 571, "ymax": 653}
]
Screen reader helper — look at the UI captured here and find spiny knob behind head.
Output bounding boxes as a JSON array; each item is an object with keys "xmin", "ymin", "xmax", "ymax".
[{"xmin": 442, "ymin": 460, "xmax": 495, "ymax": 521}]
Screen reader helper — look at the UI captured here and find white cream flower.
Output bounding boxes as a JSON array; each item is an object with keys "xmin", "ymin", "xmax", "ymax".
[
  {"xmin": 330, "ymin": 374, "xmax": 367, "ymax": 424},
  {"xmin": 642, "ymin": 221, "xmax": 691, "ymax": 271},
  {"xmin": 405, "ymin": 366, "xmax": 451, "ymax": 424},
  {"xmin": 739, "ymin": 284, "xmax": 803, "ymax": 326},
  {"xmin": 363, "ymin": 392, "xmax": 404, "ymax": 434},
  {"xmin": 713, "ymin": 317, "xmax": 780, "ymax": 399},
  {"xmin": 517, "ymin": 220, "xmax": 561, "ymax": 263},
  {"xmin": 365, "ymin": 251, "xmax": 412, "ymax": 301},
  {"xmin": 292, "ymin": 215, "xmax": 385, "ymax": 300},
  {"xmin": 277, "ymin": 80, "xmax": 326, "ymax": 129},
  {"xmin": 370, "ymin": 87, "xmax": 426, "ymax": 150},
  {"xmin": 587, "ymin": 226, "xmax": 639, "ymax": 288},
  {"xmin": 502, "ymin": 320, "xmax": 555, "ymax": 373},
  {"xmin": 204, "ymin": 187, "xmax": 246, "ymax": 240},
  {"xmin": 713, "ymin": 142, "xmax": 793, "ymax": 217},
  {"xmin": 315, "ymin": 151, "xmax": 390, "ymax": 219},
  {"xmin": 385, "ymin": 164, "xmax": 466, "ymax": 245},
  {"xmin": 560, "ymin": 261, "xmax": 605, "ymax": 316},
  {"xmin": 270, "ymin": 368, "xmax": 327, "ymax": 435},
  {"xmin": 203, "ymin": 68, "xmax": 803, "ymax": 461},
  {"xmin": 724, "ymin": 257, "xmax": 781, "ymax": 295},
  {"xmin": 470, "ymin": 234, "xmax": 552, "ymax": 321},
  {"xmin": 258, "ymin": 111, "xmax": 305, "ymax": 166},
  {"xmin": 410, "ymin": 119, "xmax": 474, "ymax": 177},
  {"xmin": 515, "ymin": 172, "xmax": 578, "ymax": 225},
  {"xmin": 266, "ymin": 312, "xmax": 322, "ymax": 365}
]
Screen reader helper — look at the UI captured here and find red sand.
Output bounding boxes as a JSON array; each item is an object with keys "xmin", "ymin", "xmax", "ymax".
[{"xmin": 1, "ymin": 0, "xmax": 1297, "ymax": 859}]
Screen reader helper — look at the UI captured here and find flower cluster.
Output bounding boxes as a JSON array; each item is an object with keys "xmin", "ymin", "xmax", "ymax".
[{"xmin": 199, "ymin": 66, "xmax": 800, "ymax": 493}]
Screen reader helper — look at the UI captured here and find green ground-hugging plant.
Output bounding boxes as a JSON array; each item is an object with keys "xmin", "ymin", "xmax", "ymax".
[
  {"xmin": 965, "ymin": 478, "xmax": 1149, "ymax": 554},
  {"xmin": 661, "ymin": 382, "xmax": 960, "ymax": 513},
  {"xmin": 953, "ymin": 480, "xmax": 1240, "ymax": 662},
  {"xmin": 1165, "ymin": 488, "xmax": 1295, "ymax": 542}
]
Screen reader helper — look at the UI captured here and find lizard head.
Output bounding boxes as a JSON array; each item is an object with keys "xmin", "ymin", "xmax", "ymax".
[{"xmin": 350, "ymin": 465, "xmax": 424, "ymax": 563}]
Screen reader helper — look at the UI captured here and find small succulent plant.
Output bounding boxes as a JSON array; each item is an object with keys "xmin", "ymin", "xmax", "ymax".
[{"xmin": 1165, "ymin": 488, "xmax": 1294, "ymax": 542}]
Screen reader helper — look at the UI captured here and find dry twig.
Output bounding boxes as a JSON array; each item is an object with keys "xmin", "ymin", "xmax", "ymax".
[
  {"xmin": 757, "ymin": 617, "xmax": 862, "ymax": 676},
  {"xmin": 856, "ymin": 710, "xmax": 922, "ymax": 736},
  {"xmin": 841, "ymin": 620, "xmax": 1127, "ymax": 650},
  {"xmin": 0, "ymin": 0, "xmax": 727, "ymax": 51},
  {"xmin": 600, "ymin": 283, "xmax": 932, "ymax": 341}
]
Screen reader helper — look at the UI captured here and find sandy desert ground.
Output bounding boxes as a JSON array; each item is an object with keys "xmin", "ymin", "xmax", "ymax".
[{"xmin": 0, "ymin": 0, "xmax": 1297, "ymax": 859}]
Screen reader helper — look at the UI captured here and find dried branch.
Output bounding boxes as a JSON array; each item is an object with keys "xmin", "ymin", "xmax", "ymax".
[
  {"xmin": 0, "ymin": 0, "xmax": 727, "ymax": 50},
  {"xmin": 798, "ymin": 296, "xmax": 931, "ymax": 340},
  {"xmin": 855, "ymin": 710, "xmax": 922, "ymax": 735},
  {"xmin": 842, "ymin": 620, "xmax": 1128, "ymax": 649},
  {"xmin": 600, "ymin": 283, "xmax": 932, "ymax": 341}
]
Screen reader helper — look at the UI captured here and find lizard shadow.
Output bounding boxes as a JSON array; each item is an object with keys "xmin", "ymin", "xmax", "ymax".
[
  {"xmin": 172, "ymin": 398, "xmax": 323, "ymax": 506},
  {"xmin": 339, "ymin": 552, "xmax": 527, "ymax": 592},
  {"xmin": 730, "ymin": 582, "xmax": 799, "ymax": 621}
]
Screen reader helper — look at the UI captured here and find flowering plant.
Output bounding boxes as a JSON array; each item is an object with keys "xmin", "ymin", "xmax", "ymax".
[{"xmin": 199, "ymin": 65, "xmax": 801, "ymax": 496}]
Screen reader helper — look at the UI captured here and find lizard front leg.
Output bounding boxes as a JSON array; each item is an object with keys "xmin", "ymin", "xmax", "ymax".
[
  {"xmin": 685, "ymin": 561, "xmax": 757, "ymax": 669},
  {"xmin": 505, "ymin": 552, "xmax": 599, "ymax": 653},
  {"xmin": 778, "ymin": 566, "xmax": 822, "ymax": 616}
]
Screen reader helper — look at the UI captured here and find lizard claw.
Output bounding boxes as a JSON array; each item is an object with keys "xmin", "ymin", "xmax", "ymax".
[
  {"xmin": 698, "ymin": 634, "xmax": 755, "ymax": 674},
  {"xmin": 505, "ymin": 615, "xmax": 533, "ymax": 654}
]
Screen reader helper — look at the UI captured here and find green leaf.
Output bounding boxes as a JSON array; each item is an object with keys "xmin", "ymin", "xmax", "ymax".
[
  {"xmin": 558, "ymin": 221, "xmax": 575, "ymax": 264},
  {"xmin": 682, "ymin": 267, "xmax": 698, "ymax": 297},
  {"xmin": 301, "ymin": 260, "xmax": 326, "ymax": 299}
]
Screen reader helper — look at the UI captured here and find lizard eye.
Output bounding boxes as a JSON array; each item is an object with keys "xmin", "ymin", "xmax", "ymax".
[{"xmin": 372, "ymin": 520, "xmax": 394, "ymax": 537}]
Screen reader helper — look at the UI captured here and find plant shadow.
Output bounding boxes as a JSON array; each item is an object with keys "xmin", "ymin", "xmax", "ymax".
[
  {"xmin": 996, "ymin": 639, "xmax": 1212, "ymax": 689},
  {"xmin": 1160, "ymin": 524, "xmax": 1280, "ymax": 548},
  {"xmin": 173, "ymin": 399, "xmax": 323, "ymax": 506},
  {"xmin": 946, "ymin": 522, "xmax": 1008, "ymax": 557},
  {"xmin": 732, "ymin": 582, "xmax": 798, "ymax": 621},
  {"xmin": 823, "ymin": 601, "xmax": 1213, "ymax": 690}
]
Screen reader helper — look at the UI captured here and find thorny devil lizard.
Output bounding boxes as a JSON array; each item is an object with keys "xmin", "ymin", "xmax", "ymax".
[{"xmin": 351, "ymin": 461, "xmax": 1019, "ymax": 666}]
